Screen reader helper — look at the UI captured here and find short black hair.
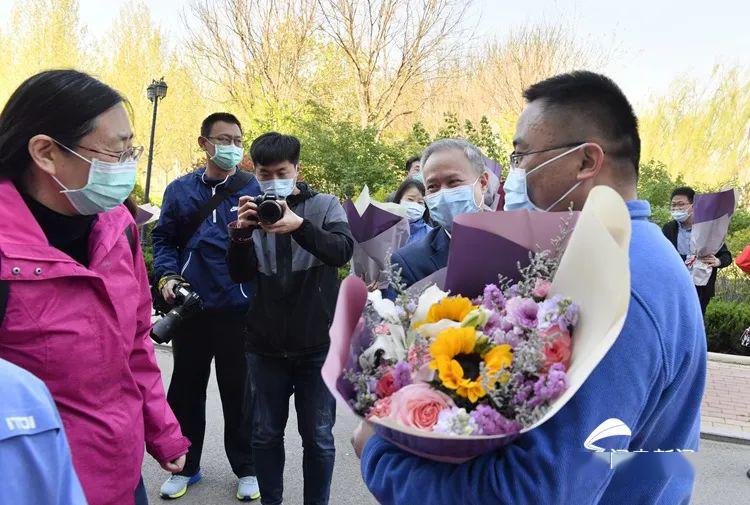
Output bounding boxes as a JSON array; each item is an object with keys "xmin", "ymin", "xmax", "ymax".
[
  {"xmin": 250, "ymin": 132, "xmax": 301, "ymax": 166},
  {"xmin": 0, "ymin": 70, "xmax": 124, "ymax": 181},
  {"xmin": 405, "ymin": 156, "xmax": 420, "ymax": 172},
  {"xmin": 523, "ymin": 71, "xmax": 641, "ymax": 175},
  {"xmin": 201, "ymin": 112, "xmax": 242, "ymax": 138},
  {"xmin": 671, "ymin": 186, "xmax": 696, "ymax": 203},
  {"xmin": 393, "ymin": 178, "xmax": 425, "ymax": 204}
]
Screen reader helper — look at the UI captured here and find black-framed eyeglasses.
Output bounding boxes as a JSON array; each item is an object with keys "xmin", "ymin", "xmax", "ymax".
[
  {"xmin": 76, "ymin": 144, "xmax": 144, "ymax": 163},
  {"xmin": 509, "ymin": 142, "xmax": 585, "ymax": 170},
  {"xmin": 206, "ymin": 136, "xmax": 244, "ymax": 147}
]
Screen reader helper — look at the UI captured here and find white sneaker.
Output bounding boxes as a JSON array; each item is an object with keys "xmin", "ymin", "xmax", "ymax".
[
  {"xmin": 237, "ymin": 475, "xmax": 261, "ymax": 501},
  {"xmin": 159, "ymin": 472, "xmax": 201, "ymax": 499}
]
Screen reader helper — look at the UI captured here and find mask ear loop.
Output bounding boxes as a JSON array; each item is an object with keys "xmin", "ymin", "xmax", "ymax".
[
  {"xmin": 525, "ymin": 143, "xmax": 588, "ymax": 211},
  {"xmin": 50, "ymin": 138, "xmax": 95, "ymax": 193}
]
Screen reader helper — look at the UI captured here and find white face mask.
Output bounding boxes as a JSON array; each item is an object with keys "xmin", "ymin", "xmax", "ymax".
[
  {"xmin": 503, "ymin": 144, "xmax": 585, "ymax": 212},
  {"xmin": 424, "ymin": 178, "xmax": 481, "ymax": 230},
  {"xmin": 401, "ymin": 200, "xmax": 426, "ymax": 222}
]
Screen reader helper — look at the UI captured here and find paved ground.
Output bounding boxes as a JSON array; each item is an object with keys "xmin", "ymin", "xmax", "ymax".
[
  {"xmin": 142, "ymin": 348, "xmax": 376, "ymax": 505},
  {"xmin": 143, "ymin": 348, "xmax": 750, "ymax": 504},
  {"xmin": 701, "ymin": 359, "xmax": 750, "ymax": 435}
]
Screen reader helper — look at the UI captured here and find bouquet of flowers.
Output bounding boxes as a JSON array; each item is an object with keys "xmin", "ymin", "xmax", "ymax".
[{"xmin": 323, "ymin": 186, "xmax": 632, "ymax": 462}]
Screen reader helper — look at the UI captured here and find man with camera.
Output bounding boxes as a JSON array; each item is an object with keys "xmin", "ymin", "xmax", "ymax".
[
  {"xmin": 151, "ymin": 113, "xmax": 261, "ymax": 501},
  {"xmin": 227, "ymin": 132, "xmax": 354, "ymax": 505}
]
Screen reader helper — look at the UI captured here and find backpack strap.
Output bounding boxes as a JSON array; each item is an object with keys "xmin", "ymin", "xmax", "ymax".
[{"xmin": 176, "ymin": 170, "xmax": 253, "ymax": 250}]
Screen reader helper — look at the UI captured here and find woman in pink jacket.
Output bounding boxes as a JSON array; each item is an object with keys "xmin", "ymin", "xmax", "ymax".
[{"xmin": 0, "ymin": 70, "xmax": 189, "ymax": 504}]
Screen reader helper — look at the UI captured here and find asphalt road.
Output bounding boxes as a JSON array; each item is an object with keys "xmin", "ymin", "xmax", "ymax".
[{"xmin": 142, "ymin": 348, "xmax": 750, "ymax": 505}]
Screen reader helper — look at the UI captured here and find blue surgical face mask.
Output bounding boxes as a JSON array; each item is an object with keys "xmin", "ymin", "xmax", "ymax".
[
  {"xmin": 259, "ymin": 177, "xmax": 296, "ymax": 198},
  {"xmin": 209, "ymin": 142, "xmax": 244, "ymax": 171},
  {"xmin": 401, "ymin": 200, "xmax": 426, "ymax": 222},
  {"xmin": 503, "ymin": 144, "xmax": 585, "ymax": 212},
  {"xmin": 424, "ymin": 178, "xmax": 481, "ymax": 230},
  {"xmin": 412, "ymin": 172, "xmax": 424, "ymax": 183},
  {"xmin": 52, "ymin": 141, "xmax": 137, "ymax": 215},
  {"xmin": 671, "ymin": 210, "xmax": 690, "ymax": 223}
]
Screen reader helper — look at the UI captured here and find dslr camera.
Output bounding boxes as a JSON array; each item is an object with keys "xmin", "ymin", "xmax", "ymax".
[
  {"xmin": 150, "ymin": 283, "xmax": 203, "ymax": 344},
  {"xmin": 230, "ymin": 194, "xmax": 286, "ymax": 241},
  {"xmin": 253, "ymin": 194, "xmax": 286, "ymax": 226}
]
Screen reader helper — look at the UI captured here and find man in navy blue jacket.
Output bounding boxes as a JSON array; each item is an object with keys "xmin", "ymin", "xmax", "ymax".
[
  {"xmin": 390, "ymin": 138, "xmax": 490, "ymax": 289},
  {"xmin": 152, "ymin": 113, "xmax": 261, "ymax": 501},
  {"xmin": 355, "ymin": 72, "xmax": 706, "ymax": 504}
]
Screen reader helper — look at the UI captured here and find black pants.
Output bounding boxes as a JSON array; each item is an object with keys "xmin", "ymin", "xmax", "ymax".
[
  {"xmin": 246, "ymin": 351, "xmax": 336, "ymax": 505},
  {"xmin": 167, "ymin": 310, "xmax": 254, "ymax": 478}
]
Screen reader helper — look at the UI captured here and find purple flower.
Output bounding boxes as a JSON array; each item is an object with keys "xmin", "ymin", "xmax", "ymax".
[
  {"xmin": 512, "ymin": 377, "xmax": 535, "ymax": 405},
  {"xmin": 537, "ymin": 295, "xmax": 564, "ymax": 331},
  {"xmin": 505, "ymin": 297, "xmax": 539, "ymax": 329},
  {"xmin": 491, "ymin": 329, "xmax": 522, "ymax": 347},
  {"xmin": 470, "ymin": 405, "xmax": 522, "ymax": 435},
  {"xmin": 392, "ymin": 361, "xmax": 412, "ymax": 390},
  {"xmin": 482, "ymin": 284, "xmax": 506, "ymax": 311},
  {"xmin": 528, "ymin": 363, "xmax": 568, "ymax": 408},
  {"xmin": 433, "ymin": 407, "xmax": 478, "ymax": 436},
  {"xmin": 562, "ymin": 302, "xmax": 579, "ymax": 328},
  {"xmin": 483, "ymin": 312, "xmax": 503, "ymax": 334}
]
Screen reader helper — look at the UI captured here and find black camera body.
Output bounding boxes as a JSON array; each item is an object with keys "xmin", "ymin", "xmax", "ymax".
[
  {"xmin": 254, "ymin": 194, "xmax": 285, "ymax": 225},
  {"xmin": 150, "ymin": 284, "xmax": 203, "ymax": 344}
]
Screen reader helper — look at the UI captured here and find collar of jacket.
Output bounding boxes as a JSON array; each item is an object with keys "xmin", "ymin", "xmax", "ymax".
[{"xmin": 0, "ymin": 179, "xmax": 133, "ymax": 266}]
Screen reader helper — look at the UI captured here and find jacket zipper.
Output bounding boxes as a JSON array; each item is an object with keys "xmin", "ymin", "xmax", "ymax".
[{"xmin": 211, "ymin": 186, "xmax": 217, "ymax": 223}]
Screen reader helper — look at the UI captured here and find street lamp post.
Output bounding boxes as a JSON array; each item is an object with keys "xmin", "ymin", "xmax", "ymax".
[{"xmin": 144, "ymin": 78, "xmax": 168, "ymax": 203}]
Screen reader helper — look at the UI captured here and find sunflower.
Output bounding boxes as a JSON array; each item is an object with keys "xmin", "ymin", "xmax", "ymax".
[
  {"xmin": 428, "ymin": 327, "xmax": 513, "ymax": 403},
  {"xmin": 418, "ymin": 296, "xmax": 476, "ymax": 327}
]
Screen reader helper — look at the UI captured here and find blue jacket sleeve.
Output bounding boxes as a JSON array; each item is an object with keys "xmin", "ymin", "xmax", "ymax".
[
  {"xmin": 0, "ymin": 390, "xmax": 87, "ymax": 505},
  {"xmin": 151, "ymin": 182, "xmax": 181, "ymax": 281},
  {"xmin": 360, "ymin": 298, "xmax": 689, "ymax": 505}
]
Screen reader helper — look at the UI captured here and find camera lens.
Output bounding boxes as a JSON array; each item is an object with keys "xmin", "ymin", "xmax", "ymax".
[{"xmin": 258, "ymin": 199, "xmax": 284, "ymax": 224}]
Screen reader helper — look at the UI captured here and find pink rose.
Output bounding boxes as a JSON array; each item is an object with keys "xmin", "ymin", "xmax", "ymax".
[
  {"xmin": 376, "ymin": 372, "xmax": 397, "ymax": 398},
  {"xmin": 532, "ymin": 279, "xmax": 552, "ymax": 299},
  {"xmin": 367, "ymin": 397, "xmax": 392, "ymax": 419},
  {"xmin": 389, "ymin": 383, "xmax": 454, "ymax": 430},
  {"xmin": 542, "ymin": 328, "xmax": 572, "ymax": 369}
]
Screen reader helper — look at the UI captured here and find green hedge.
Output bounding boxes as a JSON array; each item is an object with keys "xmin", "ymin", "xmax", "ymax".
[{"xmin": 704, "ymin": 299, "xmax": 750, "ymax": 355}]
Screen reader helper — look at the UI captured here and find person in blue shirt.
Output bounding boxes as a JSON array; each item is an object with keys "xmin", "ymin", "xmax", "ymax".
[
  {"xmin": 151, "ymin": 112, "xmax": 261, "ymax": 501},
  {"xmin": 392, "ymin": 178, "xmax": 433, "ymax": 245},
  {"xmin": 0, "ymin": 358, "xmax": 87, "ymax": 505},
  {"xmin": 390, "ymin": 139, "xmax": 490, "ymax": 289},
  {"xmin": 354, "ymin": 71, "xmax": 706, "ymax": 505}
]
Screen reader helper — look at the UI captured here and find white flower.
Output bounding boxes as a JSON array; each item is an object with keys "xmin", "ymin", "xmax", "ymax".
[
  {"xmin": 416, "ymin": 319, "xmax": 462, "ymax": 340},
  {"xmin": 359, "ymin": 324, "xmax": 408, "ymax": 371},
  {"xmin": 412, "ymin": 285, "xmax": 449, "ymax": 327},
  {"xmin": 367, "ymin": 290, "xmax": 401, "ymax": 324}
]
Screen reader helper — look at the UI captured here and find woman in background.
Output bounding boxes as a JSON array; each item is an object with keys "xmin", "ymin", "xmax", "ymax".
[{"xmin": 393, "ymin": 179, "xmax": 433, "ymax": 245}]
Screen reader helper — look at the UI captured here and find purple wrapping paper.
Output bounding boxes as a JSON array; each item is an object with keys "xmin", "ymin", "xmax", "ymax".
[
  {"xmin": 693, "ymin": 189, "xmax": 736, "ymax": 224},
  {"xmin": 343, "ymin": 199, "xmax": 403, "ymax": 243},
  {"xmin": 691, "ymin": 189, "xmax": 737, "ymax": 258},
  {"xmin": 445, "ymin": 210, "xmax": 579, "ymax": 298}
]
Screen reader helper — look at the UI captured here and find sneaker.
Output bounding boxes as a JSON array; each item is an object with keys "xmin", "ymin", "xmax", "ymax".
[
  {"xmin": 236, "ymin": 475, "xmax": 261, "ymax": 501},
  {"xmin": 159, "ymin": 472, "xmax": 202, "ymax": 499}
]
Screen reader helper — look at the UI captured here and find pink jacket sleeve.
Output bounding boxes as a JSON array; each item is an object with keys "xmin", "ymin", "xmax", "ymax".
[{"xmin": 127, "ymin": 224, "xmax": 191, "ymax": 464}]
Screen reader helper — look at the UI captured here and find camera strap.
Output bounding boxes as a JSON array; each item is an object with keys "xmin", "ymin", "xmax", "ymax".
[{"xmin": 177, "ymin": 170, "xmax": 253, "ymax": 250}]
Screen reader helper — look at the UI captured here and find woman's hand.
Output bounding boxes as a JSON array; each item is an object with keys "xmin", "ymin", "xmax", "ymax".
[{"xmin": 160, "ymin": 454, "xmax": 186, "ymax": 473}]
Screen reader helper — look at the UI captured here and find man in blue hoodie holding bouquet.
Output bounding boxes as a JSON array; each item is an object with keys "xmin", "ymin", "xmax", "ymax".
[{"xmin": 354, "ymin": 71, "xmax": 706, "ymax": 504}]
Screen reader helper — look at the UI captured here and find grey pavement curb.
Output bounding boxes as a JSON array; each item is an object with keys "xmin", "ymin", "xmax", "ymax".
[
  {"xmin": 700, "ymin": 426, "xmax": 750, "ymax": 446},
  {"xmin": 707, "ymin": 351, "xmax": 750, "ymax": 365}
]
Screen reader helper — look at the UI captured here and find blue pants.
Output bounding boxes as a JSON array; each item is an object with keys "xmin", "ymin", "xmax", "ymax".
[{"xmin": 246, "ymin": 351, "xmax": 336, "ymax": 505}]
